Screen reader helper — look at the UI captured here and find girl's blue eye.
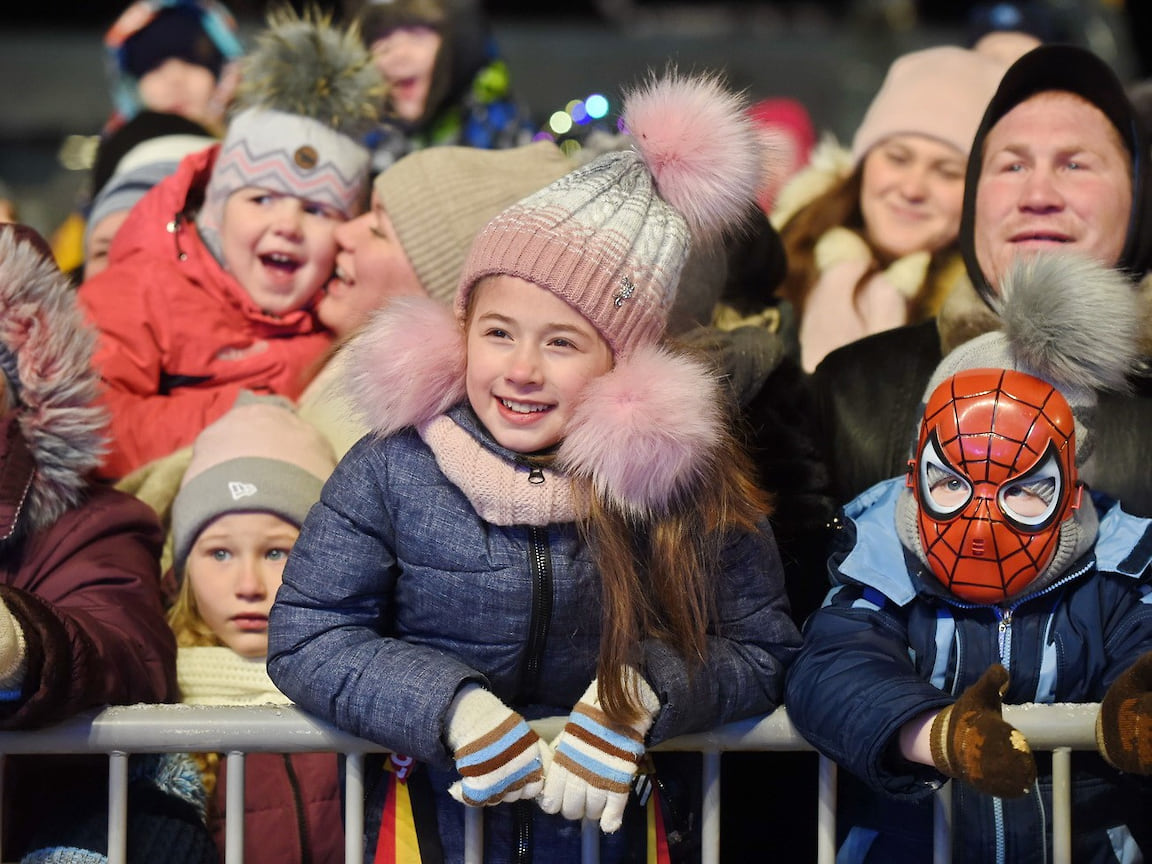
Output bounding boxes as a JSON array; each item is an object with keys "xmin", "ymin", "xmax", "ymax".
[
  {"xmin": 266, "ymin": 548, "xmax": 290, "ymax": 561},
  {"xmin": 211, "ymin": 548, "xmax": 231, "ymax": 562}
]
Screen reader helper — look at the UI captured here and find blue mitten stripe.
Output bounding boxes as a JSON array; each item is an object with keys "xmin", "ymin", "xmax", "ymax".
[
  {"xmin": 570, "ymin": 712, "xmax": 645, "ymax": 757},
  {"xmin": 456, "ymin": 720, "xmax": 533, "ymax": 770},
  {"xmin": 555, "ymin": 740, "xmax": 636, "ymax": 787},
  {"xmin": 463, "ymin": 760, "xmax": 542, "ymax": 801}
]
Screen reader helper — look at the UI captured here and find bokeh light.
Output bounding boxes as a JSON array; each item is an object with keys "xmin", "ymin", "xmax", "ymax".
[
  {"xmin": 585, "ymin": 94, "xmax": 609, "ymax": 119},
  {"xmin": 548, "ymin": 111, "xmax": 573, "ymax": 135}
]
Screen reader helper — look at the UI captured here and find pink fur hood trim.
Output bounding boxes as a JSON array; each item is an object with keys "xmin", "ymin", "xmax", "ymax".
[{"xmin": 348, "ymin": 296, "xmax": 721, "ymax": 515}]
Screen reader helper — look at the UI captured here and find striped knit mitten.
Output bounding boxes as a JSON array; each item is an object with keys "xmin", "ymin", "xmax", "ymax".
[
  {"xmin": 446, "ymin": 684, "xmax": 549, "ymax": 806},
  {"xmin": 930, "ymin": 664, "xmax": 1036, "ymax": 798},
  {"xmin": 1097, "ymin": 651, "xmax": 1152, "ymax": 774},
  {"xmin": 540, "ymin": 672, "xmax": 661, "ymax": 833}
]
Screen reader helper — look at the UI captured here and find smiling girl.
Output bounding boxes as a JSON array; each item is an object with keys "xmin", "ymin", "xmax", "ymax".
[
  {"xmin": 167, "ymin": 394, "xmax": 344, "ymax": 864},
  {"xmin": 267, "ymin": 71, "xmax": 802, "ymax": 862}
]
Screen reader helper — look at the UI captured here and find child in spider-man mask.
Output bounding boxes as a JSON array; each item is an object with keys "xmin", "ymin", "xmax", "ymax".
[{"xmin": 786, "ymin": 252, "xmax": 1152, "ymax": 864}]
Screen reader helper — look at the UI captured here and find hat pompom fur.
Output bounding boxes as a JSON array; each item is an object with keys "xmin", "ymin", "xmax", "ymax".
[
  {"xmin": 998, "ymin": 252, "xmax": 1140, "ymax": 394},
  {"xmin": 623, "ymin": 70, "xmax": 762, "ymax": 237},
  {"xmin": 347, "ymin": 297, "xmax": 466, "ymax": 437},
  {"xmin": 236, "ymin": 5, "xmax": 383, "ymax": 139},
  {"xmin": 558, "ymin": 344, "xmax": 722, "ymax": 517}
]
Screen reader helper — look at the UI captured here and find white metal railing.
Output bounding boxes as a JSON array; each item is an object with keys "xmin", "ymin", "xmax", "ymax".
[{"xmin": 0, "ymin": 703, "xmax": 1102, "ymax": 864}]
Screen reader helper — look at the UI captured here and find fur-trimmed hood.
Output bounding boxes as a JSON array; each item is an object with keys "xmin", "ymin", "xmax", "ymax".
[
  {"xmin": 0, "ymin": 227, "xmax": 107, "ymax": 532},
  {"xmin": 768, "ymin": 135, "xmax": 853, "ymax": 231},
  {"xmin": 345, "ymin": 296, "xmax": 724, "ymax": 518}
]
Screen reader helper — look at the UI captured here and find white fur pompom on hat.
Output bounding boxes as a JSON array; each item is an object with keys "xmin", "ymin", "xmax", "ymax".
[
  {"xmin": 557, "ymin": 345, "xmax": 723, "ymax": 518},
  {"xmin": 623, "ymin": 70, "xmax": 763, "ymax": 238},
  {"xmin": 346, "ymin": 297, "xmax": 466, "ymax": 438}
]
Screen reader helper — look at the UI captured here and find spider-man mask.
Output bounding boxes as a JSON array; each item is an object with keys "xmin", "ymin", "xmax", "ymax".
[{"xmin": 909, "ymin": 368, "xmax": 1080, "ymax": 604}]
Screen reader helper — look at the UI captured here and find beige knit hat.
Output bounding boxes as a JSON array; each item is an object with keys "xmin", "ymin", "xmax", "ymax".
[
  {"xmin": 372, "ymin": 141, "xmax": 573, "ymax": 304},
  {"xmin": 851, "ymin": 46, "xmax": 1009, "ymax": 164},
  {"xmin": 170, "ymin": 393, "xmax": 337, "ymax": 576}
]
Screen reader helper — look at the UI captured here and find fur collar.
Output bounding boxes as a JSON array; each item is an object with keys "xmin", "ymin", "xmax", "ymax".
[
  {"xmin": 346, "ymin": 296, "xmax": 723, "ymax": 518},
  {"xmin": 769, "ymin": 135, "xmax": 852, "ymax": 230},
  {"xmin": 0, "ymin": 230, "xmax": 106, "ymax": 530}
]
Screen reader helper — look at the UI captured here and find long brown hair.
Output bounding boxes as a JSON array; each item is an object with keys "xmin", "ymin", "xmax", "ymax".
[{"xmin": 577, "ymin": 395, "xmax": 773, "ymax": 722}]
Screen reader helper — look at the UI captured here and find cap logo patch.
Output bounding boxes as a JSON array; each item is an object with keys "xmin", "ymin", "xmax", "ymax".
[
  {"xmin": 228, "ymin": 481, "xmax": 258, "ymax": 500},
  {"xmin": 614, "ymin": 275, "xmax": 636, "ymax": 308},
  {"xmin": 294, "ymin": 146, "xmax": 319, "ymax": 170}
]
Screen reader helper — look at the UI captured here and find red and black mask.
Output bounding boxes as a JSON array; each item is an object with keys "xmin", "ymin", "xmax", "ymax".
[{"xmin": 909, "ymin": 368, "xmax": 1080, "ymax": 604}]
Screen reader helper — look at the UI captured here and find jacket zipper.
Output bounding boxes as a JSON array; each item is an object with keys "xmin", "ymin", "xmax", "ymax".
[
  {"xmin": 946, "ymin": 562, "xmax": 1090, "ymax": 864},
  {"xmin": 516, "ymin": 473, "xmax": 554, "ymax": 864}
]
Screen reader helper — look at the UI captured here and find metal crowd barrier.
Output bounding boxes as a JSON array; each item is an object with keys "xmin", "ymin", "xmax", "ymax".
[{"xmin": 0, "ymin": 703, "xmax": 1101, "ymax": 864}]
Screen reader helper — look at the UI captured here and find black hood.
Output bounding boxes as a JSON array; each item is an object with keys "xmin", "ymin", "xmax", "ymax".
[{"xmin": 958, "ymin": 44, "xmax": 1152, "ymax": 305}]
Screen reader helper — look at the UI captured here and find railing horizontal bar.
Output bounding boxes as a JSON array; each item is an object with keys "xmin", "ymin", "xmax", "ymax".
[{"xmin": 0, "ymin": 704, "xmax": 1102, "ymax": 755}]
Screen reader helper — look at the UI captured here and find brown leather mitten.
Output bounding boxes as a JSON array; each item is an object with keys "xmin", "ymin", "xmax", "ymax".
[
  {"xmin": 1097, "ymin": 651, "xmax": 1152, "ymax": 774},
  {"xmin": 929, "ymin": 664, "xmax": 1036, "ymax": 797}
]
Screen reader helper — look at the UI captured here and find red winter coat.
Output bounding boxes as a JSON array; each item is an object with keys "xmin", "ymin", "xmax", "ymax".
[
  {"xmin": 214, "ymin": 752, "xmax": 344, "ymax": 864},
  {"xmin": 78, "ymin": 144, "xmax": 333, "ymax": 480}
]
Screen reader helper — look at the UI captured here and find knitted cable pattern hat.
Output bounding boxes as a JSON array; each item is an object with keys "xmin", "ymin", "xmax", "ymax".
[
  {"xmin": 916, "ymin": 252, "xmax": 1142, "ymax": 467},
  {"xmin": 170, "ymin": 393, "xmax": 337, "ymax": 577},
  {"xmin": 197, "ymin": 6, "xmax": 384, "ymax": 263},
  {"xmin": 851, "ymin": 46, "xmax": 1009, "ymax": 164},
  {"xmin": 348, "ymin": 70, "xmax": 764, "ymax": 516},
  {"xmin": 372, "ymin": 141, "xmax": 573, "ymax": 304}
]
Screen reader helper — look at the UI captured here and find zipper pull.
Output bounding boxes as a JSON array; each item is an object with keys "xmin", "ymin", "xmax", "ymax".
[{"xmin": 528, "ymin": 466, "xmax": 545, "ymax": 485}]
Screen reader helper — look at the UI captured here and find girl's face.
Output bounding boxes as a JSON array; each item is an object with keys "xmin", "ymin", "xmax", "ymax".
[
  {"xmin": 318, "ymin": 192, "xmax": 425, "ymax": 339},
  {"xmin": 859, "ymin": 133, "xmax": 967, "ymax": 259},
  {"xmin": 371, "ymin": 26, "xmax": 442, "ymax": 122},
  {"xmin": 220, "ymin": 187, "xmax": 343, "ymax": 316},
  {"xmin": 465, "ymin": 275, "xmax": 613, "ymax": 454},
  {"xmin": 186, "ymin": 512, "xmax": 299, "ymax": 658}
]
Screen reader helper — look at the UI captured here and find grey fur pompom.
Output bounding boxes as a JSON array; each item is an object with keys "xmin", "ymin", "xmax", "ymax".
[
  {"xmin": 998, "ymin": 252, "xmax": 1141, "ymax": 394},
  {"xmin": 235, "ymin": 5, "xmax": 384, "ymax": 140}
]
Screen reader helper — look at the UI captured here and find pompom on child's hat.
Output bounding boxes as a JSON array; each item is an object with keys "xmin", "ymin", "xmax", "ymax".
[
  {"xmin": 170, "ymin": 393, "xmax": 337, "ymax": 577},
  {"xmin": 851, "ymin": 46, "xmax": 1009, "ymax": 164},
  {"xmin": 349, "ymin": 70, "xmax": 764, "ymax": 516},
  {"xmin": 196, "ymin": 6, "xmax": 384, "ymax": 263}
]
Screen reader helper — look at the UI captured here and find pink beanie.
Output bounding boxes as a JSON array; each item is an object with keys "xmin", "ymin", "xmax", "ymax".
[
  {"xmin": 851, "ymin": 46, "xmax": 1009, "ymax": 164},
  {"xmin": 456, "ymin": 71, "xmax": 764, "ymax": 359}
]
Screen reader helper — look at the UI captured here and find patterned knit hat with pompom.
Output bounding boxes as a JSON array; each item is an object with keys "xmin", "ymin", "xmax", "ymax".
[
  {"xmin": 347, "ymin": 70, "xmax": 765, "ymax": 516},
  {"xmin": 197, "ymin": 6, "xmax": 383, "ymax": 264}
]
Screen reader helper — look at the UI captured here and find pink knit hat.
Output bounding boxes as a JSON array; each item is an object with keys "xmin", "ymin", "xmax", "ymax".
[
  {"xmin": 347, "ymin": 71, "xmax": 765, "ymax": 516},
  {"xmin": 851, "ymin": 46, "xmax": 1009, "ymax": 164},
  {"xmin": 456, "ymin": 71, "xmax": 763, "ymax": 359}
]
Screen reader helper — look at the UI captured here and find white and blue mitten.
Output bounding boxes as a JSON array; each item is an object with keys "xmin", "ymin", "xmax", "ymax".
[
  {"xmin": 540, "ymin": 671, "xmax": 661, "ymax": 833},
  {"xmin": 445, "ymin": 684, "xmax": 550, "ymax": 806},
  {"xmin": 0, "ymin": 595, "xmax": 27, "ymax": 700}
]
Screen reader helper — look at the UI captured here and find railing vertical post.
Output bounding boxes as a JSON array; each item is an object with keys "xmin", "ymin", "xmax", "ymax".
[
  {"xmin": 345, "ymin": 752, "xmax": 365, "ymax": 864},
  {"xmin": 701, "ymin": 751, "xmax": 721, "ymax": 864},
  {"xmin": 1051, "ymin": 747, "xmax": 1072, "ymax": 864},
  {"xmin": 225, "ymin": 751, "xmax": 246, "ymax": 864},
  {"xmin": 107, "ymin": 750, "xmax": 128, "ymax": 864},
  {"xmin": 463, "ymin": 802, "xmax": 483, "ymax": 863},
  {"xmin": 581, "ymin": 819, "xmax": 600, "ymax": 863},
  {"xmin": 933, "ymin": 781, "xmax": 952, "ymax": 864},
  {"xmin": 816, "ymin": 754, "xmax": 836, "ymax": 864}
]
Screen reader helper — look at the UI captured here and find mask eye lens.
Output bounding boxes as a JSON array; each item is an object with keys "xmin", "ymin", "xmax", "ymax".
[
  {"xmin": 998, "ymin": 447, "xmax": 1064, "ymax": 531},
  {"xmin": 918, "ymin": 434, "xmax": 972, "ymax": 519}
]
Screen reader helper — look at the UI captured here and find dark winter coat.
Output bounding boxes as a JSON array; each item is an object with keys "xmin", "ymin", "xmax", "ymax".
[{"xmin": 785, "ymin": 479, "xmax": 1152, "ymax": 863}]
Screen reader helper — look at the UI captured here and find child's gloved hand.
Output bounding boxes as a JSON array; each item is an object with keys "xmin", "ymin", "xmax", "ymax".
[
  {"xmin": 539, "ymin": 672, "xmax": 660, "ymax": 833},
  {"xmin": 1096, "ymin": 651, "xmax": 1152, "ymax": 774},
  {"xmin": 930, "ymin": 664, "xmax": 1036, "ymax": 797},
  {"xmin": 445, "ymin": 684, "xmax": 549, "ymax": 806}
]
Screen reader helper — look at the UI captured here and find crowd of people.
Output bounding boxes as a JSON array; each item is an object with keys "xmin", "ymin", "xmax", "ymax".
[{"xmin": 0, "ymin": 0, "xmax": 1150, "ymax": 862}]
